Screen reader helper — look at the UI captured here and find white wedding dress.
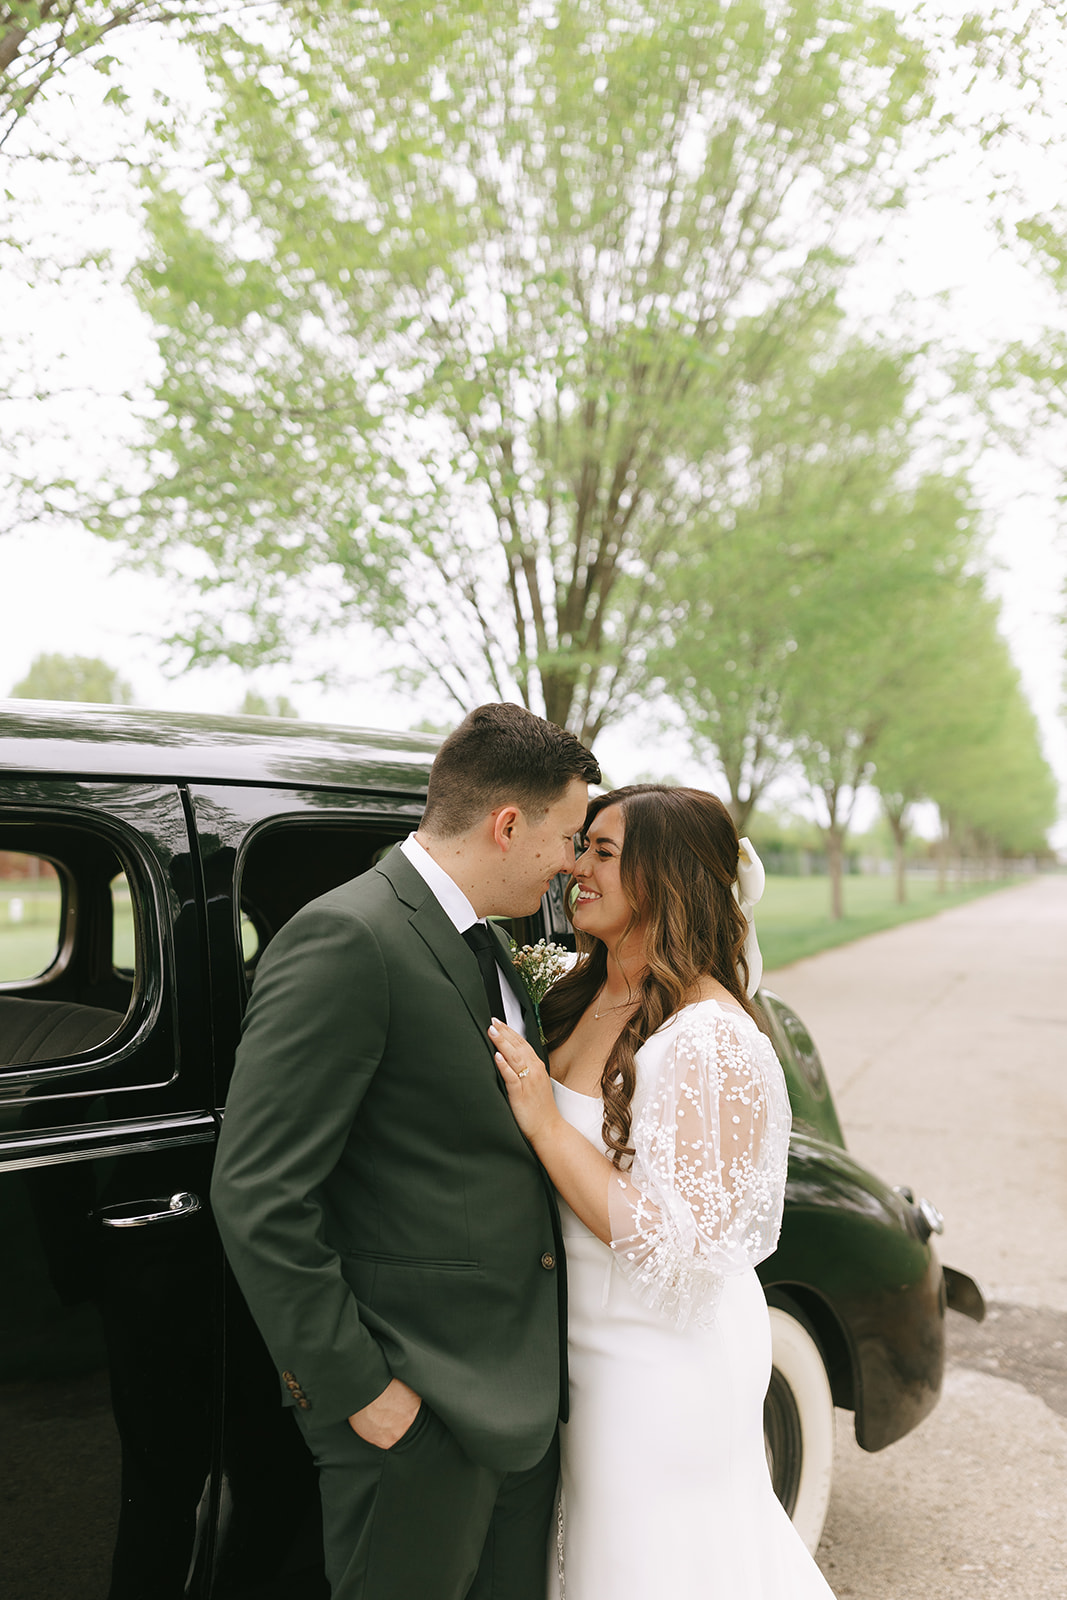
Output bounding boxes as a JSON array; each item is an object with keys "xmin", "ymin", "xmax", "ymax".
[{"xmin": 548, "ymin": 998, "xmax": 836, "ymax": 1600}]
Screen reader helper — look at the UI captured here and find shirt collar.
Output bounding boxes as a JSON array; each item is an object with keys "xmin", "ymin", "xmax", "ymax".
[{"xmin": 399, "ymin": 833, "xmax": 481, "ymax": 935}]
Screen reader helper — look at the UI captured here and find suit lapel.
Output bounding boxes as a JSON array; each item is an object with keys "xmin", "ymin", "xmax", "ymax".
[
  {"xmin": 376, "ymin": 848, "xmax": 498, "ymax": 1056},
  {"xmin": 377, "ymin": 848, "xmax": 548, "ymax": 1065}
]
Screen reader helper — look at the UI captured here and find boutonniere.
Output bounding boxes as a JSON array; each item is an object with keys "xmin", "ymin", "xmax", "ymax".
[{"xmin": 510, "ymin": 938, "xmax": 569, "ymax": 1040}]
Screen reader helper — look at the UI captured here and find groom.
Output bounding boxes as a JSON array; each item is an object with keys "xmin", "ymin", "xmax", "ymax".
[{"xmin": 211, "ymin": 703, "xmax": 599, "ymax": 1600}]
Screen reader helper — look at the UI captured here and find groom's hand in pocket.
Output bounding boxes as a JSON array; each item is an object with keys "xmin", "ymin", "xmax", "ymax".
[{"xmin": 348, "ymin": 1377, "xmax": 422, "ymax": 1448}]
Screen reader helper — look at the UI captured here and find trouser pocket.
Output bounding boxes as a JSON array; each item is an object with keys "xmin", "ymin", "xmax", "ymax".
[
  {"xmin": 317, "ymin": 1405, "xmax": 501, "ymax": 1600},
  {"xmin": 379, "ymin": 1398, "xmax": 430, "ymax": 1454}
]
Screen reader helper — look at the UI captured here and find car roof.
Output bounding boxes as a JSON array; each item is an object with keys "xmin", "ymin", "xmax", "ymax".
[{"xmin": 0, "ymin": 700, "xmax": 441, "ymax": 794}]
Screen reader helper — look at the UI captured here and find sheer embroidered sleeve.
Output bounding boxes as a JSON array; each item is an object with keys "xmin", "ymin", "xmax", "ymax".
[{"xmin": 607, "ymin": 1006, "xmax": 791, "ymax": 1328}]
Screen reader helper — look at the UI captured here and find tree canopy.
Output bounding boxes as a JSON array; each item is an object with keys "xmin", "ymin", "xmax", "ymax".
[
  {"xmin": 659, "ymin": 453, "xmax": 1058, "ymax": 912},
  {"xmin": 2, "ymin": 0, "xmax": 1055, "ymax": 871},
  {"xmin": 10, "ymin": 650, "xmax": 134, "ymax": 702},
  {"xmin": 653, "ymin": 313, "xmax": 922, "ymax": 830},
  {"xmin": 238, "ymin": 688, "xmax": 298, "ymax": 718},
  {"xmin": 98, "ymin": 0, "xmax": 934, "ymax": 741},
  {"xmin": 0, "ymin": 0, "xmax": 239, "ymax": 149}
]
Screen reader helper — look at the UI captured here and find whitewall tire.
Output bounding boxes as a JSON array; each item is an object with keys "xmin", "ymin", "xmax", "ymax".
[{"xmin": 765, "ymin": 1303, "xmax": 836, "ymax": 1553}]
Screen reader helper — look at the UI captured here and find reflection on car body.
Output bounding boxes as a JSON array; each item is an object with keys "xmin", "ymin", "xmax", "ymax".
[{"xmin": 0, "ymin": 701, "xmax": 984, "ymax": 1594}]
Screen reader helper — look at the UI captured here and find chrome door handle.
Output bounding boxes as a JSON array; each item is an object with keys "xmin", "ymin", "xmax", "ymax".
[{"xmin": 99, "ymin": 1191, "xmax": 203, "ymax": 1228}]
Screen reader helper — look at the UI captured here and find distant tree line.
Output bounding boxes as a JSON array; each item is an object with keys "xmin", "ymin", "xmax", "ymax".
[{"xmin": 7, "ymin": 653, "xmax": 298, "ymax": 720}]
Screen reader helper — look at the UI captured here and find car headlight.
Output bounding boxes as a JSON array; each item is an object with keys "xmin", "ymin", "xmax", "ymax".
[
  {"xmin": 895, "ymin": 1186, "xmax": 944, "ymax": 1242},
  {"xmin": 916, "ymin": 1198, "xmax": 944, "ymax": 1239}
]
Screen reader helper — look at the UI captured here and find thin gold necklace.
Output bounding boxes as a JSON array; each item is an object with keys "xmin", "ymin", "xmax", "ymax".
[{"xmin": 593, "ymin": 988, "xmax": 636, "ymax": 1021}]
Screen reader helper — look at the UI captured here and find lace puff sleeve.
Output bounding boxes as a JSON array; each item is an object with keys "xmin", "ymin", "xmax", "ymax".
[{"xmin": 607, "ymin": 1006, "xmax": 791, "ymax": 1329}]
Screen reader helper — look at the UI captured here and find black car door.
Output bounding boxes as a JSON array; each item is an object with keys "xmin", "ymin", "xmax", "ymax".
[
  {"xmin": 190, "ymin": 781, "xmax": 428, "ymax": 1599},
  {"xmin": 0, "ymin": 779, "xmax": 220, "ymax": 1600}
]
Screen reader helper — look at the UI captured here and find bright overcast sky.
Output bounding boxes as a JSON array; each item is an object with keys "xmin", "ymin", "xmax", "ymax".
[{"xmin": 1, "ymin": 12, "xmax": 1065, "ymax": 844}]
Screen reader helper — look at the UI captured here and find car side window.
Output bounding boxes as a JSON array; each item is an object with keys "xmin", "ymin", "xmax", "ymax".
[
  {"xmin": 0, "ymin": 851, "xmax": 64, "ymax": 983},
  {"xmin": 0, "ymin": 826, "xmax": 145, "ymax": 1073},
  {"xmin": 240, "ymin": 911, "xmax": 260, "ymax": 966},
  {"xmin": 110, "ymin": 869, "xmax": 137, "ymax": 973},
  {"xmin": 235, "ymin": 830, "xmax": 570, "ymax": 969},
  {"xmin": 238, "ymin": 824, "xmax": 409, "ymax": 966}
]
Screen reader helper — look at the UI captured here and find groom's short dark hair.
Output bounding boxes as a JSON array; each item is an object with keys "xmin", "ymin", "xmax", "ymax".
[{"xmin": 421, "ymin": 703, "xmax": 600, "ymax": 838}]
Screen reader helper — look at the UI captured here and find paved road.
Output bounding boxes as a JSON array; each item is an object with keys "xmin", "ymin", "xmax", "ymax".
[{"xmin": 765, "ymin": 874, "xmax": 1067, "ymax": 1599}]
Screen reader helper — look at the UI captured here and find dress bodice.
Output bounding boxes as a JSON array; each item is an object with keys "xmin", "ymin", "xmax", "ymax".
[
  {"xmin": 551, "ymin": 1080, "xmax": 607, "ymax": 1241},
  {"xmin": 551, "ymin": 1078, "xmax": 605, "ymax": 1140}
]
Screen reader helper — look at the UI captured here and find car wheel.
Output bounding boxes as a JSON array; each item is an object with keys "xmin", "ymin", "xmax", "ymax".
[{"xmin": 765, "ymin": 1302, "xmax": 835, "ymax": 1554}]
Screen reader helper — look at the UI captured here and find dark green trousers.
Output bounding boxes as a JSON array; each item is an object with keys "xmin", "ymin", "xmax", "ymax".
[{"xmin": 301, "ymin": 1405, "xmax": 559, "ymax": 1600}]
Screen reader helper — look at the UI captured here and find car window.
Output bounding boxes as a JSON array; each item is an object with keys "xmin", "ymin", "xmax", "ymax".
[
  {"xmin": 110, "ymin": 869, "xmax": 137, "ymax": 972},
  {"xmin": 240, "ymin": 912, "xmax": 260, "ymax": 965},
  {"xmin": 0, "ymin": 827, "xmax": 145, "ymax": 1072},
  {"xmin": 238, "ymin": 822, "xmax": 409, "ymax": 965},
  {"xmin": 236, "ymin": 823, "xmax": 569, "ymax": 982},
  {"xmin": 0, "ymin": 852, "xmax": 63, "ymax": 983}
]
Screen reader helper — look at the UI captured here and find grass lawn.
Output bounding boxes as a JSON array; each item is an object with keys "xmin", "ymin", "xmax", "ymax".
[
  {"xmin": 0, "ymin": 871, "xmax": 1024, "ymax": 985},
  {"xmin": 0, "ymin": 880, "xmax": 135, "ymax": 983},
  {"xmin": 759, "ymin": 872, "xmax": 1022, "ymax": 972}
]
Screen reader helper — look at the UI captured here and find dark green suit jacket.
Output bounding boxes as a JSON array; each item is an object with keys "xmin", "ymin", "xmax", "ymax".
[{"xmin": 211, "ymin": 847, "xmax": 566, "ymax": 1473}]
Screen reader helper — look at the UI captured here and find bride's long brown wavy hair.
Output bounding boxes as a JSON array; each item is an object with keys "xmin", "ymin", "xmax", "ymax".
[{"xmin": 539, "ymin": 784, "xmax": 758, "ymax": 1168}]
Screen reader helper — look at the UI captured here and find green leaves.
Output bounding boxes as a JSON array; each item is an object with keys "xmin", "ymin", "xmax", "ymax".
[
  {"xmin": 105, "ymin": 0, "xmax": 943, "ymax": 737},
  {"xmin": 10, "ymin": 652, "xmax": 134, "ymax": 704},
  {"xmin": 0, "ymin": 3, "xmax": 220, "ymax": 150}
]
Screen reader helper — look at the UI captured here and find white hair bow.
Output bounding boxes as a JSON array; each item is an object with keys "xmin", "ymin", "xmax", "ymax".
[{"xmin": 732, "ymin": 837, "xmax": 766, "ymax": 997}]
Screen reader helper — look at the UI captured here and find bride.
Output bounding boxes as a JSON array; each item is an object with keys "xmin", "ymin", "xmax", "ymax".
[{"xmin": 489, "ymin": 784, "xmax": 837, "ymax": 1599}]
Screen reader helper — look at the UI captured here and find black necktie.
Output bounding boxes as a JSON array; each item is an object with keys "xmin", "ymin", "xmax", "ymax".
[{"xmin": 462, "ymin": 923, "xmax": 507, "ymax": 1020}]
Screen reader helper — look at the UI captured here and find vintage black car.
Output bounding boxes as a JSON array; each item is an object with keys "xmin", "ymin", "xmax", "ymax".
[{"xmin": 0, "ymin": 702, "xmax": 983, "ymax": 1597}]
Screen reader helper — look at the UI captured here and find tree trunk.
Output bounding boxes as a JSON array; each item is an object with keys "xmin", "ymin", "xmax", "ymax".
[
  {"xmin": 0, "ymin": 23, "xmax": 30, "ymax": 77},
  {"xmin": 731, "ymin": 793, "xmax": 758, "ymax": 835},
  {"xmin": 540, "ymin": 671, "xmax": 578, "ymax": 734},
  {"xmin": 887, "ymin": 812, "xmax": 908, "ymax": 904},
  {"xmin": 826, "ymin": 827, "xmax": 845, "ymax": 921}
]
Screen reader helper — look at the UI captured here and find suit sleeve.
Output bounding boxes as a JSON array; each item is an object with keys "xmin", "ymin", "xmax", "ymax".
[{"xmin": 211, "ymin": 900, "xmax": 393, "ymax": 1426}]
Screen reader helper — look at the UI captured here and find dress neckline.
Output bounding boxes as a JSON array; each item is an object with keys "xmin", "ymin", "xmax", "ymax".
[
  {"xmin": 552, "ymin": 1078, "xmax": 603, "ymax": 1102},
  {"xmin": 552, "ymin": 998, "xmax": 752, "ymax": 1101}
]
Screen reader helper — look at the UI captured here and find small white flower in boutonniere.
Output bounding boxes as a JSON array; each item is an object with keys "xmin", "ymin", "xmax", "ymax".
[{"xmin": 510, "ymin": 938, "xmax": 569, "ymax": 1039}]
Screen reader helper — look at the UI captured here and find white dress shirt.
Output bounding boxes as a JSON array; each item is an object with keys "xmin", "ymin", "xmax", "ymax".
[{"xmin": 399, "ymin": 834, "xmax": 527, "ymax": 1036}]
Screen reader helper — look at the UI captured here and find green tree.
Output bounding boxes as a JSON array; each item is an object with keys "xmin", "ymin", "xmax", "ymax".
[
  {"xmin": 98, "ymin": 0, "xmax": 934, "ymax": 740},
  {"xmin": 653, "ymin": 316, "xmax": 920, "ymax": 830},
  {"xmin": 0, "ymin": 1, "xmax": 242, "ymax": 149},
  {"xmin": 11, "ymin": 650, "xmax": 134, "ymax": 702},
  {"xmin": 784, "ymin": 480, "xmax": 986, "ymax": 918},
  {"xmin": 0, "ymin": 3, "xmax": 271, "ymax": 551},
  {"xmin": 870, "ymin": 586, "xmax": 1030, "ymax": 901},
  {"xmin": 924, "ymin": 646, "xmax": 1058, "ymax": 875},
  {"xmin": 238, "ymin": 689, "xmax": 299, "ymax": 718}
]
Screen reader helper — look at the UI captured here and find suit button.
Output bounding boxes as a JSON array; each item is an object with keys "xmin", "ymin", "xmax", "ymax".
[
  {"xmin": 540, "ymin": 1252, "xmax": 556, "ymax": 1270},
  {"xmin": 298, "ymin": 1398, "xmax": 312, "ymax": 1410},
  {"xmin": 282, "ymin": 1370, "xmax": 295, "ymax": 1381}
]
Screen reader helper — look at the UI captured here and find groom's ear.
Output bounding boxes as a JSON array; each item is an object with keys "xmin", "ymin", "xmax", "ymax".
[{"xmin": 489, "ymin": 804, "xmax": 522, "ymax": 853}]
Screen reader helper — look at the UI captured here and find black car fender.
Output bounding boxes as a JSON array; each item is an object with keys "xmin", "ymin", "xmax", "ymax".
[{"xmin": 758, "ymin": 1133, "xmax": 946, "ymax": 1452}]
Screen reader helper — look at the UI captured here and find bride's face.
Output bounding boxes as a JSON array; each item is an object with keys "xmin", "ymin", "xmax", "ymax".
[{"xmin": 571, "ymin": 804, "xmax": 643, "ymax": 949}]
